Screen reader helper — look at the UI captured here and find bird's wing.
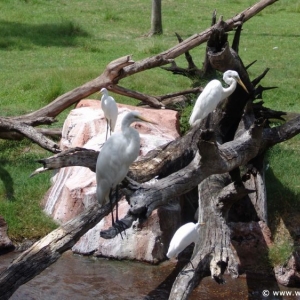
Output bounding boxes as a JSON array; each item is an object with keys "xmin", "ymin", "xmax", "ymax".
[
  {"xmin": 106, "ymin": 97, "xmax": 118, "ymax": 130},
  {"xmin": 197, "ymin": 81, "xmax": 222, "ymax": 113},
  {"xmin": 96, "ymin": 133, "xmax": 129, "ymax": 185},
  {"xmin": 190, "ymin": 80, "xmax": 222, "ymax": 124}
]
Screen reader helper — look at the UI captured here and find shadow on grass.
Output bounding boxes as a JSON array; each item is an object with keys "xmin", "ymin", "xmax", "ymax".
[
  {"xmin": 266, "ymin": 167, "xmax": 300, "ymax": 245},
  {"xmin": 0, "ymin": 20, "xmax": 89, "ymax": 50},
  {"xmin": 0, "ymin": 163, "xmax": 15, "ymax": 201}
]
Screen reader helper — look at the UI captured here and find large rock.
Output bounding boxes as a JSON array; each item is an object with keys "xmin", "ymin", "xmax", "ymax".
[
  {"xmin": 43, "ymin": 99, "xmax": 182, "ymax": 263},
  {"xmin": 0, "ymin": 215, "xmax": 14, "ymax": 254}
]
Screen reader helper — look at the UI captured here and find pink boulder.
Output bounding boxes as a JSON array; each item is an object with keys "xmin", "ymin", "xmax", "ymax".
[{"xmin": 43, "ymin": 99, "xmax": 181, "ymax": 263}]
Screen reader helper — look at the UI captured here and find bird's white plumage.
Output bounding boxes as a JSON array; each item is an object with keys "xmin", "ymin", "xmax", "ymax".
[
  {"xmin": 100, "ymin": 88, "xmax": 118, "ymax": 135},
  {"xmin": 189, "ymin": 70, "xmax": 248, "ymax": 126},
  {"xmin": 167, "ymin": 222, "xmax": 201, "ymax": 259},
  {"xmin": 96, "ymin": 111, "xmax": 152, "ymax": 207}
]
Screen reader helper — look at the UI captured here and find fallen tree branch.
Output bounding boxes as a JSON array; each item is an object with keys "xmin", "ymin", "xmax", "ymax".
[
  {"xmin": 30, "ymin": 147, "xmax": 98, "ymax": 177},
  {"xmin": 0, "ymin": 118, "xmax": 60, "ymax": 153},
  {"xmin": 108, "ymin": 84, "xmax": 163, "ymax": 108}
]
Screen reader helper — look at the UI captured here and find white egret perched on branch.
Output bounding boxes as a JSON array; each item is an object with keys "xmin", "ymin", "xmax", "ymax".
[
  {"xmin": 167, "ymin": 222, "xmax": 203, "ymax": 260},
  {"xmin": 189, "ymin": 70, "xmax": 249, "ymax": 126},
  {"xmin": 96, "ymin": 111, "xmax": 157, "ymax": 234},
  {"xmin": 100, "ymin": 87, "xmax": 118, "ymax": 141}
]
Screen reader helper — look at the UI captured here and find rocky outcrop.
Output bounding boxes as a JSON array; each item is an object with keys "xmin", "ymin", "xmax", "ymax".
[
  {"xmin": 0, "ymin": 216, "xmax": 14, "ymax": 254},
  {"xmin": 274, "ymin": 253, "xmax": 300, "ymax": 287},
  {"xmin": 43, "ymin": 99, "xmax": 182, "ymax": 263}
]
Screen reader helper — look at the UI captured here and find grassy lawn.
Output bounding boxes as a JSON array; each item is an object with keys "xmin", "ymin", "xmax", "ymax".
[{"xmin": 0, "ymin": 0, "xmax": 299, "ymax": 262}]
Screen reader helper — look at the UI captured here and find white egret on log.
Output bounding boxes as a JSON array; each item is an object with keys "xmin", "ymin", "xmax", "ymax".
[
  {"xmin": 167, "ymin": 222, "xmax": 203, "ymax": 259},
  {"xmin": 96, "ymin": 111, "xmax": 156, "ymax": 234},
  {"xmin": 189, "ymin": 70, "xmax": 249, "ymax": 126},
  {"xmin": 100, "ymin": 87, "xmax": 118, "ymax": 141}
]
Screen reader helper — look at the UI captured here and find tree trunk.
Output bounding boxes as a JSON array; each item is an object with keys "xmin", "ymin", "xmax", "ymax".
[{"xmin": 150, "ymin": 0, "xmax": 163, "ymax": 36}]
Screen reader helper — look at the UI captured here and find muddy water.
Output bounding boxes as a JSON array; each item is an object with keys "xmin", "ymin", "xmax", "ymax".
[{"xmin": 0, "ymin": 251, "xmax": 299, "ymax": 300}]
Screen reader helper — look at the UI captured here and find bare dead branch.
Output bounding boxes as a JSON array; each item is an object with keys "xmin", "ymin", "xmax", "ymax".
[
  {"xmin": 108, "ymin": 84, "xmax": 163, "ymax": 108},
  {"xmin": 0, "ymin": 118, "xmax": 60, "ymax": 153}
]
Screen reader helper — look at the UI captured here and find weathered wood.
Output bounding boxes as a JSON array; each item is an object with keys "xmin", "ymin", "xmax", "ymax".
[
  {"xmin": 169, "ymin": 175, "xmax": 251, "ymax": 299},
  {"xmin": 128, "ymin": 122, "xmax": 263, "ymax": 220},
  {"xmin": 30, "ymin": 147, "xmax": 99, "ymax": 177},
  {"xmin": 108, "ymin": 84, "xmax": 163, "ymax": 108},
  {"xmin": 0, "ymin": 118, "xmax": 60, "ymax": 153},
  {"xmin": 0, "ymin": 127, "xmax": 61, "ymax": 141}
]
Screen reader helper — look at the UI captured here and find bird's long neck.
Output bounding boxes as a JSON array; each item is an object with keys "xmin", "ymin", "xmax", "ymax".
[
  {"xmin": 121, "ymin": 121, "xmax": 140, "ymax": 162},
  {"xmin": 121, "ymin": 119, "xmax": 132, "ymax": 133},
  {"xmin": 121, "ymin": 120, "xmax": 139, "ymax": 141},
  {"xmin": 222, "ymin": 80, "xmax": 237, "ymax": 100}
]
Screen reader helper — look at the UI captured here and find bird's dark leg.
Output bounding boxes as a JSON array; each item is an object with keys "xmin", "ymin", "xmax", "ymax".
[
  {"xmin": 115, "ymin": 185, "xmax": 119, "ymax": 222},
  {"xmin": 109, "ymin": 120, "xmax": 112, "ymax": 137},
  {"xmin": 105, "ymin": 119, "xmax": 109, "ymax": 141},
  {"xmin": 109, "ymin": 186, "xmax": 124, "ymax": 239},
  {"xmin": 108, "ymin": 188, "xmax": 124, "ymax": 240},
  {"xmin": 114, "ymin": 185, "xmax": 128, "ymax": 238},
  {"xmin": 109, "ymin": 189, "xmax": 115, "ymax": 226}
]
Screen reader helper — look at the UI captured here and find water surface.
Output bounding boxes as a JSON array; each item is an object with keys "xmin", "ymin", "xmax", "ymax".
[{"xmin": 1, "ymin": 251, "xmax": 299, "ymax": 299}]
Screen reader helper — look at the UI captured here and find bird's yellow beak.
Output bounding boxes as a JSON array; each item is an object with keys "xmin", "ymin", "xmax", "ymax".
[
  {"xmin": 137, "ymin": 115, "xmax": 158, "ymax": 125},
  {"xmin": 237, "ymin": 78, "xmax": 249, "ymax": 94}
]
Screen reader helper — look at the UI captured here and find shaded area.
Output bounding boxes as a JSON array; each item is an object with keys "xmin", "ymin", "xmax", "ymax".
[
  {"xmin": 0, "ymin": 163, "xmax": 15, "ymax": 201},
  {"xmin": 0, "ymin": 20, "xmax": 89, "ymax": 50},
  {"xmin": 230, "ymin": 221, "xmax": 283, "ymax": 300},
  {"xmin": 265, "ymin": 166, "xmax": 300, "ymax": 286},
  {"xmin": 266, "ymin": 166, "xmax": 300, "ymax": 239}
]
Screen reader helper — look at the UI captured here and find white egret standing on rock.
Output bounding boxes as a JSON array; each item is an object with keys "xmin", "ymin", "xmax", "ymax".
[
  {"xmin": 189, "ymin": 70, "xmax": 249, "ymax": 126},
  {"xmin": 96, "ymin": 111, "xmax": 156, "ymax": 234},
  {"xmin": 100, "ymin": 87, "xmax": 118, "ymax": 141}
]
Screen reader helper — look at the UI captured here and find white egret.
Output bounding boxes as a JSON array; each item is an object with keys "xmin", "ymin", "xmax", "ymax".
[
  {"xmin": 96, "ymin": 111, "xmax": 156, "ymax": 232},
  {"xmin": 189, "ymin": 70, "xmax": 249, "ymax": 126},
  {"xmin": 100, "ymin": 87, "xmax": 118, "ymax": 141},
  {"xmin": 167, "ymin": 222, "xmax": 203, "ymax": 259}
]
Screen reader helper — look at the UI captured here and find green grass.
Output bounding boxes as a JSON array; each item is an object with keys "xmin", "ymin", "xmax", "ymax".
[
  {"xmin": 0, "ymin": 139, "xmax": 57, "ymax": 240},
  {"xmin": 0, "ymin": 0, "xmax": 299, "ymax": 248}
]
